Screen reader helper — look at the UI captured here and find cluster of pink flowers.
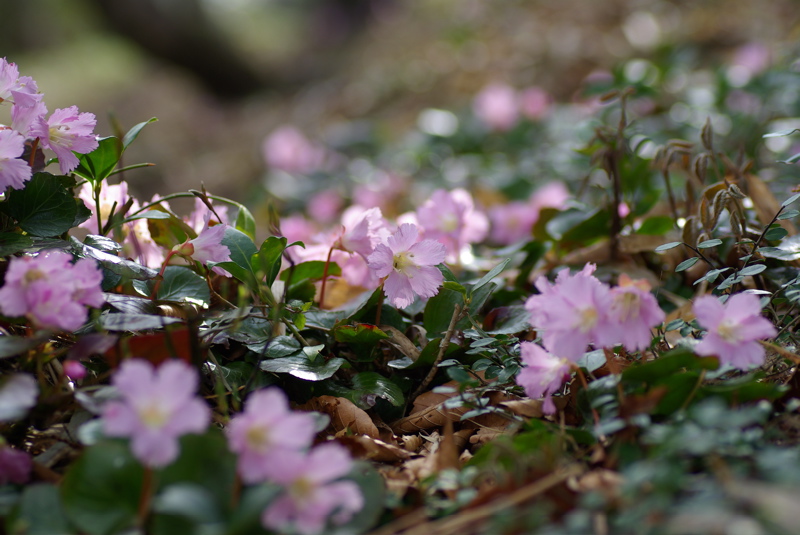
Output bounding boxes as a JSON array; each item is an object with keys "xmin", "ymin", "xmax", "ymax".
[
  {"xmin": 102, "ymin": 359, "xmax": 210, "ymax": 468},
  {"xmin": 472, "ymin": 82, "xmax": 553, "ymax": 131},
  {"xmin": 516, "ymin": 342, "xmax": 571, "ymax": 414},
  {"xmin": 525, "ymin": 264, "xmax": 665, "ymax": 361},
  {"xmin": 227, "ymin": 388, "xmax": 363, "ymax": 535},
  {"xmin": 0, "ymin": 57, "xmax": 98, "ymax": 190},
  {"xmin": 488, "ymin": 182, "xmax": 570, "ymax": 245},
  {"xmin": 0, "ymin": 250, "xmax": 104, "ymax": 331}
]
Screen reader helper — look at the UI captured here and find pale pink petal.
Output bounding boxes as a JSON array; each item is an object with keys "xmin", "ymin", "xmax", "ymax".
[{"xmin": 384, "ymin": 270, "xmax": 416, "ymax": 308}]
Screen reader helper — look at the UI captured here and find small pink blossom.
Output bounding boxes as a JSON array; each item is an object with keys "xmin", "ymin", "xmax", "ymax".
[
  {"xmin": 473, "ymin": 83, "xmax": 519, "ymax": 131},
  {"xmin": 525, "ymin": 264, "xmax": 613, "ymax": 361},
  {"xmin": 11, "ymin": 92, "xmax": 46, "ymax": 137},
  {"xmin": 63, "ymin": 360, "xmax": 87, "ymax": 381},
  {"xmin": 416, "ymin": 188, "xmax": 488, "ymax": 263},
  {"xmin": 693, "ymin": 293, "xmax": 777, "ymax": 370},
  {"xmin": 226, "ymin": 388, "xmax": 317, "ymax": 484},
  {"xmin": 597, "ymin": 275, "xmax": 665, "ymax": 351},
  {"xmin": 308, "ymin": 189, "xmax": 344, "ymax": 225},
  {"xmin": 261, "ymin": 443, "xmax": 364, "ymax": 535},
  {"xmin": 367, "ymin": 223, "xmax": 446, "ymax": 308},
  {"xmin": 31, "ymin": 105, "xmax": 98, "ymax": 174},
  {"xmin": 262, "ymin": 126, "xmax": 326, "ymax": 174},
  {"xmin": 516, "ymin": 342, "xmax": 571, "ymax": 414},
  {"xmin": 519, "ymin": 86, "xmax": 552, "ymax": 120},
  {"xmin": 174, "ymin": 213, "xmax": 232, "ymax": 276},
  {"xmin": 103, "ymin": 359, "xmax": 210, "ymax": 468},
  {"xmin": 489, "ymin": 201, "xmax": 538, "ymax": 245},
  {"xmin": 77, "ymin": 181, "xmax": 131, "ymax": 233},
  {"xmin": 0, "ymin": 446, "xmax": 32, "ymax": 486},
  {"xmin": 0, "ymin": 129, "xmax": 32, "ymax": 191},
  {"xmin": 0, "ymin": 251, "xmax": 104, "ymax": 331}
]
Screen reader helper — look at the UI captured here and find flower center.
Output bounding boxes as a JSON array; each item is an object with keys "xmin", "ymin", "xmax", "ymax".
[
  {"xmin": 392, "ymin": 251, "xmax": 416, "ymax": 274},
  {"xmin": 22, "ymin": 268, "xmax": 45, "ymax": 286},
  {"xmin": 613, "ymin": 292, "xmax": 640, "ymax": 323},
  {"xmin": 717, "ymin": 319, "xmax": 739, "ymax": 343},
  {"xmin": 440, "ymin": 214, "xmax": 459, "ymax": 233},
  {"xmin": 245, "ymin": 425, "xmax": 270, "ymax": 452},
  {"xmin": 289, "ymin": 476, "xmax": 315, "ymax": 501},
  {"xmin": 48, "ymin": 124, "xmax": 71, "ymax": 147},
  {"xmin": 138, "ymin": 402, "xmax": 169, "ymax": 429},
  {"xmin": 577, "ymin": 307, "xmax": 599, "ymax": 333}
]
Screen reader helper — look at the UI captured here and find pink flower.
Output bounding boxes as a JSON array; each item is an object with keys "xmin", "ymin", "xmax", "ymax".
[
  {"xmin": 308, "ymin": 189, "xmax": 344, "ymax": 225},
  {"xmin": 0, "ymin": 129, "xmax": 32, "ymax": 191},
  {"xmin": 0, "ymin": 446, "xmax": 32, "ymax": 486},
  {"xmin": 0, "ymin": 58, "xmax": 38, "ymax": 106},
  {"xmin": 102, "ymin": 359, "xmax": 210, "ymax": 467},
  {"xmin": 416, "ymin": 188, "xmax": 488, "ymax": 263},
  {"xmin": 63, "ymin": 360, "xmax": 87, "ymax": 381},
  {"xmin": 489, "ymin": 201, "xmax": 538, "ymax": 245},
  {"xmin": 597, "ymin": 275, "xmax": 665, "ymax": 351},
  {"xmin": 226, "ymin": 388, "xmax": 317, "ymax": 484},
  {"xmin": 262, "ymin": 126, "xmax": 327, "ymax": 174},
  {"xmin": 11, "ymin": 92, "xmax": 46, "ymax": 137},
  {"xmin": 0, "ymin": 374, "xmax": 38, "ymax": 422},
  {"xmin": 693, "ymin": 293, "xmax": 777, "ymax": 370},
  {"xmin": 516, "ymin": 342, "xmax": 571, "ymax": 414},
  {"xmin": 186, "ymin": 197, "xmax": 229, "ymax": 234},
  {"xmin": 473, "ymin": 83, "xmax": 519, "ymax": 131},
  {"xmin": 0, "ymin": 251, "xmax": 104, "ymax": 331},
  {"xmin": 77, "ymin": 181, "xmax": 131, "ymax": 233},
  {"xmin": 519, "ymin": 86, "xmax": 552, "ymax": 120},
  {"xmin": 367, "ymin": 223, "xmax": 446, "ymax": 308},
  {"xmin": 31, "ymin": 105, "xmax": 98, "ymax": 174},
  {"xmin": 525, "ymin": 264, "xmax": 613, "ymax": 361},
  {"xmin": 174, "ymin": 213, "xmax": 232, "ymax": 276},
  {"xmin": 261, "ymin": 443, "xmax": 364, "ymax": 535}
]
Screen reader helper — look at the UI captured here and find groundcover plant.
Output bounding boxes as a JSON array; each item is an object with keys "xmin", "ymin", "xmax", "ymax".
[{"xmin": 3, "ymin": 44, "xmax": 800, "ymax": 535}]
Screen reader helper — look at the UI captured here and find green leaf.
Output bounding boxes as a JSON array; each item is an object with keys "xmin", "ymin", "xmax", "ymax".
[
  {"xmin": 279, "ymin": 260, "xmax": 341, "ymax": 283},
  {"xmin": 655, "ymin": 241, "xmax": 683, "ymax": 252},
  {"xmin": 485, "ymin": 305, "xmax": 531, "ymax": 334},
  {"xmin": 470, "ymin": 258, "xmax": 510, "ymax": 297},
  {"xmin": 0, "ymin": 173, "xmax": 78, "ymax": 236},
  {"xmin": 99, "ymin": 313, "xmax": 182, "ymax": 331},
  {"xmin": 121, "ymin": 210, "xmax": 171, "ymax": 223},
  {"xmin": 782, "ymin": 193, "xmax": 800, "ymax": 207},
  {"xmin": 8, "ymin": 484, "xmax": 71, "ymax": 535},
  {"xmin": 697, "ymin": 239, "xmax": 722, "ymax": 249},
  {"xmin": 636, "ymin": 216, "xmax": 675, "ymax": 236},
  {"xmin": 738, "ymin": 264, "xmax": 766, "ymax": 277},
  {"xmin": 675, "ymin": 257, "xmax": 700, "ymax": 272},
  {"xmin": 765, "ymin": 225, "xmax": 789, "ymax": 241},
  {"xmin": 122, "ymin": 117, "xmax": 157, "ymax": 150},
  {"xmin": 0, "ymin": 232, "xmax": 33, "ymax": 257},
  {"xmin": 71, "ymin": 237, "xmax": 159, "ymax": 281},
  {"xmin": 61, "ymin": 440, "xmax": 143, "ymax": 535},
  {"xmin": 777, "ymin": 209, "xmax": 800, "ymax": 220},
  {"xmin": 234, "ymin": 205, "xmax": 257, "ymax": 242},
  {"xmin": 223, "ymin": 227, "xmax": 258, "ymax": 272},
  {"xmin": 388, "ymin": 337, "xmax": 457, "ymax": 370},
  {"xmin": 73, "ymin": 137, "xmax": 122, "ymax": 182},
  {"xmin": 351, "ymin": 372, "xmax": 405, "ymax": 406},
  {"xmin": 424, "ymin": 288, "xmax": 466, "ymax": 334},
  {"xmin": 156, "ymin": 266, "xmax": 210, "ymax": 307},
  {"xmin": 252, "ymin": 236, "xmax": 287, "ymax": 287},
  {"xmin": 259, "ymin": 356, "xmax": 345, "ymax": 381},
  {"xmin": 334, "ymin": 323, "xmax": 390, "ymax": 345},
  {"xmin": 621, "ymin": 349, "xmax": 719, "ymax": 387}
]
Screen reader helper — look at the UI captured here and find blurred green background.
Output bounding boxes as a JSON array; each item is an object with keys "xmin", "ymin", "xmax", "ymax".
[{"xmin": 3, "ymin": 0, "xmax": 798, "ymax": 205}]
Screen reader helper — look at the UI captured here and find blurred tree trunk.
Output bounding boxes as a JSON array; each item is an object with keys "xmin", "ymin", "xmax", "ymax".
[{"xmin": 89, "ymin": 0, "xmax": 266, "ymax": 99}]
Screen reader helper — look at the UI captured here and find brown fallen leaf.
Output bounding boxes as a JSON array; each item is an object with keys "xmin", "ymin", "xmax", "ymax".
[
  {"xmin": 336, "ymin": 434, "xmax": 412, "ymax": 462},
  {"xmin": 499, "ymin": 399, "xmax": 545, "ymax": 419},
  {"xmin": 300, "ymin": 395, "xmax": 380, "ymax": 438}
]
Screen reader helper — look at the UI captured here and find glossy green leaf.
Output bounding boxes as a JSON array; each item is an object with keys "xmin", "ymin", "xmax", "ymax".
[
  {"xmin": 622, "ymin": 349, "xmax": 719, "ymax": 387},
  {"xmin": 470, "ymin": 258, "xmax": 510, "ymax": 297},
  {"xmin": 99, "ymin": 313, "xmax": 182, "ymax": 331},
  {"xmin": 334, "ymin": 323, "xmax": 390, "ymax": 345},
  {"xmin": 655, "ymin": 241, "xmax": 683, "ymax": 252},
  {"xmin": 73, "ymin": 137, "xmax": 122, "ymax": 182},
  {"xmin": 280, "ymin": 260, "xmax": 341, "ymax": 284},
  {"xmin": 252, "ymin": 236, "xmax": 287, "ymax": 287},
  {"xmin": 234, "ymin": 205, "xmax": 257, "ymax": 241},
  {"xmin": 259, "ymin": 356, "xmax": 345, "ymax": 381},
  {"xmin": 0, "ymin": 232, "xmax": 33, "ymax": 257},
  {"xmin": 675, "ymin": 257, "xmax": 700, "ymax": 272},
  {"xmin": 122, "ymin": 117, "xmax": 158, "ymax": 150},
  {"xmin": 351, "ymin": 371, "xmax": 405, "ymax": 406},
  {"xmin": 156, "ymin": 266, "xmax": 210, "ymax": 307},
  {"xmin": 1, "ymin": 173, "xmax": 78, "ymax": 236}
]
